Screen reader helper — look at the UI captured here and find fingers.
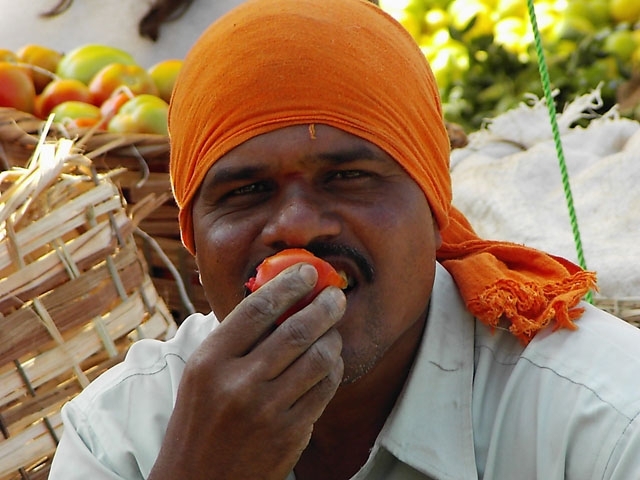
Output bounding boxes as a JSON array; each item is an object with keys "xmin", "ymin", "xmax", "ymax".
[
  {"xmin": 159, "ymin": 266, "xmax": 346, "ymax": 478},
  {"xmin": 278, "ymin": 326, "xmax": 344, "ymax": 415},
  {"xmin": 288, "ymin": 347, "xmax": 344, "ymax": 423},
  {"xmin": 255, "ymin": 285, "xmax": 346, "ymax": 379},
  {"xmin": 187, "ymin": 262, "xmax": 346, "ymax": 417},
  {"xmin": 204, "ymin": 263, "xmax": 320, "ymax": 357}
]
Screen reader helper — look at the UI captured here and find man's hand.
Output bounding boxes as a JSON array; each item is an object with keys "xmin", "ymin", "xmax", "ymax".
[{"xmin": 148, "ymin": 263, "xmax": 346, "ymax": 480}]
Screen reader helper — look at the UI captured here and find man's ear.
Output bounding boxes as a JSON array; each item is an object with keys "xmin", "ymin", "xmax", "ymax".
[
  {"xmin": 434, "ymin": 218, "xmax": 443, "ymax": 249},
  {"xmin": 193, "ymin": 257, "xmax": 203, "ymax": 285}
]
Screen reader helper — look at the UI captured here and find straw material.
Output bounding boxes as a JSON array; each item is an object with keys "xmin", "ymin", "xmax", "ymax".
[
  {"xmin": 0, "ymin": 107, "xmax": 208, "ymax": 319},
  {"xmin": 0, "ymin": 127, "xmax": 177, "ymax": 480},
  {"xmin": 593, "ymin": 298, "xmax": 640, "ymax": 328},
  {"xmin": 0, "ymin": 108, "xmax": 169, "ymax": 171}
]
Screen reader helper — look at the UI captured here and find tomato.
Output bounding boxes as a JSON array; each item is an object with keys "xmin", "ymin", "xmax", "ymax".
[
  {"xmin": 34, "ymin": 78, "xmax": 92, "ymax": 119},
  {"xmin": 610, "ymin": 0, "xmax": 640, "ymax": 24},
  {"xmin": 602, "ymin": 29, "xmax": 637, "ymax": 63},
  {"xmin": 107, "ymin": 94, "xmax": 169, "ymax": 135},
  {"xmin": 0, "ymin": 61, "xmax": 36, "ymax": 113},
  {"xmin": 99, "ymin": 89, "xmax": 134, "ymax": 123},
  {"xmin": 88, "ymin": 63, "xmax": 158, "ymax": 106},
  {"xmin": 16, "ymin": 44, "xmax": 63, "ymax": 92},
  {"xmin": 245, "ymin": 248, "xmax": 348, "ymax": 324},
  {"xmin": 0, "ymin": 49, "xmax": 18, "ymax": 63},
  {"xmin": 67, "ymin": 116, "xmax": 101, "ymax": 129}
]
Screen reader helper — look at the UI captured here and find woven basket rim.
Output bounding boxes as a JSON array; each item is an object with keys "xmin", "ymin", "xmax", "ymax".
[
  {"xmin": 0, "ymin": 107, "xmax": 169, "ymax": 162},
  {"xmin": 593, "ymin": 296, "xmax": 640, "ymax": 327},
  {"xmin": 0, "ymin": 133, "xmax": 176, "ymax": 480}
]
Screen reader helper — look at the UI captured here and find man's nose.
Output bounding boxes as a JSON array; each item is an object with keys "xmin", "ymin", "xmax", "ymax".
[{"xmin": 260, "ymin": 186, "xmax": 341, "ymax": 248}]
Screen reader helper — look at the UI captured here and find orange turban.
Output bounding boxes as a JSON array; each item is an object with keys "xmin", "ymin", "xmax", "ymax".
[{"xmin": 169, "ymin": 0, "xmax": 596, "ymax": 343}]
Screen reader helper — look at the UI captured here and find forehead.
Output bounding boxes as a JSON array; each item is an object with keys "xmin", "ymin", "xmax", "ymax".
[{"xmin": 207, "ymin": 124, "xmax": 399, "ymax": 172}]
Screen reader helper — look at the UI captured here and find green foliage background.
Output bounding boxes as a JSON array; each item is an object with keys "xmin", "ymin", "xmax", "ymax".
[{"xmin": 380, "ymin": 0, "xmax": 640, "ymax": 132}]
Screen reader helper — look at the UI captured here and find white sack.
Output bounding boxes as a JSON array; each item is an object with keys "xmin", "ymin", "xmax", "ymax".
[{"xmin": 451, "ymin": 91, "xmax": 640, "ymax": 299}]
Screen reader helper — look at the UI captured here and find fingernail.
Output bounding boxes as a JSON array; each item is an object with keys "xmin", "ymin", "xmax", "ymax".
[
  {"xmin": 299, "ymin": 263, "xmax": 318, "ymax": 286},
  {"xmin": 325, "ymin": 286, "xmax": 346, "ymax": 311}
]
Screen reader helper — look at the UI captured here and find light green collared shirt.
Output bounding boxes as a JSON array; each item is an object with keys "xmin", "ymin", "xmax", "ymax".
[{"xmin": 49, "ymin": 264, "xmax": 640, "ymax": 479}]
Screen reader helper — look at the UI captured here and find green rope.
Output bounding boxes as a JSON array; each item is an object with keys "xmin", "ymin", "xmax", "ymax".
[{"xmin": 526, "ymin": 0, "xmax": 593, "ymax": 303}]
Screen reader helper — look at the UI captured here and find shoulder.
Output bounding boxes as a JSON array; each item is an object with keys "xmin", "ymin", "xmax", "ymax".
[
  {"xmin": 474, "ymin": 304, "xmax": 640, "ymax": 478},
  {"xmin": 67, "ymin": 311, "xmax": 218, "ymax": 414},
  {"xmin": 54, "ymin": 312, "xmax": 219, "ymax": 477},
  {"xmin": 476, "ymin": 302, "xmax": 640, "ymax": 418},
  {"xmin": 522, "ymin": 303, "xmax": 640, "ymax": 409}
]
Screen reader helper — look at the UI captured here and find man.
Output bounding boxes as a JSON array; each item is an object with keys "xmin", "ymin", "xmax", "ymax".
[{"xmin": 48, "ymin": 0, "xmax": 640, "ymax": 478}]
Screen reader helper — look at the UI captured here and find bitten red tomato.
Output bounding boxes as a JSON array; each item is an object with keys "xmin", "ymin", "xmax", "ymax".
[{"xmin": 245, "ymin": 248, "xmax": 348, "ymax": 325}]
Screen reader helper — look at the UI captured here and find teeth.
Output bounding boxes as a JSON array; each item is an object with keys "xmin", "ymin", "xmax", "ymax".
[
  {"xmin": 338, "ymin": 270, "xmax": 354, "ymax": 290},
  {"xmin": 338, "ymin": 270, "xmax": 349, "ymax": 289}
]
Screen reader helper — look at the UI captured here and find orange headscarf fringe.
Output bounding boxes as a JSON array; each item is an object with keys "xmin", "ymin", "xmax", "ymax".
[
  {"xmin": 168, "ymin": 0, "xmax": 598, "ymax": 344},
  {"xmin": 437, "ymin": 207, "xmax": 597, "ymax": 343}
]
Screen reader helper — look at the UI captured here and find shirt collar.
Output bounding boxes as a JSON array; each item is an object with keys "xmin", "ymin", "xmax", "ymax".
[{"xmin": 377, "ymin": 262, "xmax": 478, "ymax": 479}]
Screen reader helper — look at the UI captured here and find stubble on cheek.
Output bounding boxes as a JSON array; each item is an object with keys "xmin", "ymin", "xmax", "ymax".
[
  {"xmin": 340, "ymin": 349, "xmax": 383, "ymax": 385},
  {"xmin": 338, "ymin": 310, "xmax": 385, "ymax": 385}
]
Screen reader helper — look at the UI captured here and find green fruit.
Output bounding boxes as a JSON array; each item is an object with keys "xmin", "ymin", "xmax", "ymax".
[
  {"xmin": 610, "ymin": 0, "xmax": 640, "ymax": 24},
  {"xmin": 553, "ymin": 16, "xmax": 596, "ymax": 41},
  {"xmin": 603, "ymin": 29, "xmax": 637, "ymax": 62},
  {"xmin": 51, "ymin": 100, "xmax": 102, "ymax": 121},
  {"xmin": 423, "ymin": 8, "xmax": 449, "ymax": 33},
  {"xmin": 107, "ymin": 93, "xmax": 169, "ymax": 135},
  {"xmin": 56, "ymin": 44, "xmax": 137, "ymax": 85}
]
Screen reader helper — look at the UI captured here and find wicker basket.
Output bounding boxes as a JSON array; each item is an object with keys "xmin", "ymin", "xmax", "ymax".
[
  {"xmin": 0, "ymin": 107, "xmax": 207, "ymax": 321},
  {"xmin": 0, "ymin": 132, "xmax": 178, "ymax": 479},
  {"xmin": 593, "ymin": 297, "xmax": 640, "ymax": 329}
]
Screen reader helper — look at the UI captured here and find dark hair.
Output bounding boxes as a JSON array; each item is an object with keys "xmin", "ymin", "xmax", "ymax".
[{"xmin": 40, "ymin": 0, "xmax": 195, "ymax": 41}]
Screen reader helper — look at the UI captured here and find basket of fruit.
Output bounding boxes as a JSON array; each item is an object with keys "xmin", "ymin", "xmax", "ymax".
[
  {"xmin": 0, "ymin": 128, "xmax": 178, "ymax": 479},
  {"xmin": 0, "ymin": 43, "xmax": 207, "ymax": 320}
]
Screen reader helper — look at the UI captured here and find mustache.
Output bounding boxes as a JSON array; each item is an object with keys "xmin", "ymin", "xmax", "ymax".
[{"xmin": 305, "ymin": 242, "xmax": 375, "ymax": 284}]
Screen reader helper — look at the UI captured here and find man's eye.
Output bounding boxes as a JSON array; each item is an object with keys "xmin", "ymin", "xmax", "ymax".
[
  {"xmin": 230, "ymin": 182, "xmax": 270, "ymax": 196},
  {"xmin": 331, "ymin": 170, "xmax": 367, "ymax": 180}
]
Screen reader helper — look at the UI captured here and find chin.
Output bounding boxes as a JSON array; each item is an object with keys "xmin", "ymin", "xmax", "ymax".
[{"xmin": 338, "ymin": 343, "xmax": 387, "ymax": 386}]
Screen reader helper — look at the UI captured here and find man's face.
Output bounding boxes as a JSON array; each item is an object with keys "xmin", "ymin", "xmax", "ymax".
[{"xmin": 191, "ymin": 124, "xmax": 440, "ymax": 383}]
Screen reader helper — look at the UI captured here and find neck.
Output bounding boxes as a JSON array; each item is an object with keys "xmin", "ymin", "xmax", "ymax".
[{"xmin": 295, "ymin": 314, "xmax": 427, "ymax": 480}]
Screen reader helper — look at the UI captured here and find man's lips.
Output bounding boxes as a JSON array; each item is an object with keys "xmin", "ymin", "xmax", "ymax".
[
  {"xmin": 243, "ymin": 244, "xmax": 374, "ymax": 299},
  {"xmin": 306, "ymin": 243, "xmax": 375, "ymax": 285},
  {"xmin": 324, "ymin": 258, "xmax": 358, "ymax": 293},
  {"xmin": 243, "ymin": 248, "xmax": 350, "ymax": 324}
]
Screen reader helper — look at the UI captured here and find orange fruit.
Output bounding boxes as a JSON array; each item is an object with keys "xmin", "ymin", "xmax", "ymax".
[{"xmin": 16, "ymin": 44, "xmax": 63, "ymax": 92}]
